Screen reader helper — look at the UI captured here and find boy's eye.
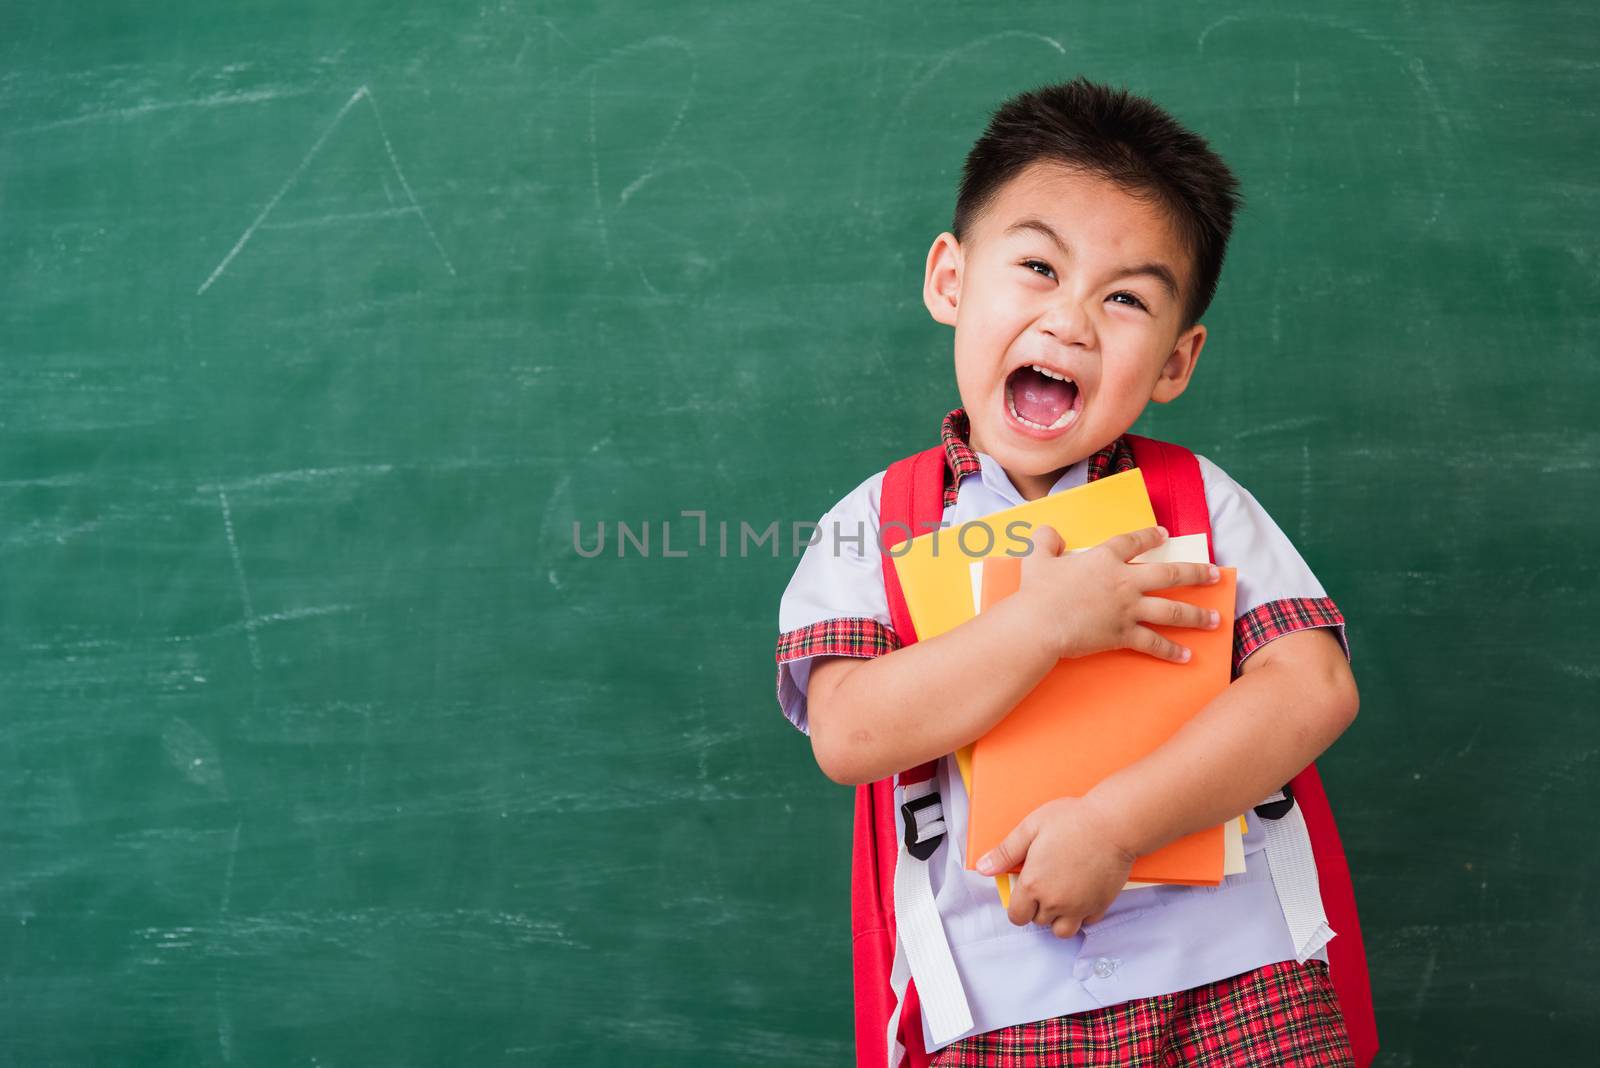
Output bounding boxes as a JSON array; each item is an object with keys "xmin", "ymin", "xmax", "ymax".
[
  {"xmin": 1108, "ymin": 291, "xmax": 1149, "ymax": 312},
  {"xmin": 1021, "ymin": 258, "xmax": 1056, "ymax": 280}
]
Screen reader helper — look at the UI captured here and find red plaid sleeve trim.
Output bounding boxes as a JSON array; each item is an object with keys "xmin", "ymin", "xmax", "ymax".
[
  {"xmin": 776, "ymin": 616, "xmax": 901, "ymax": 664},
  {"xmin": 774, "ymin": 616, "xmax": 901, "ymax": 705},
  {"xmin": 1234, "ymin": 596, "xmax": 1349, "ymax": 678}
]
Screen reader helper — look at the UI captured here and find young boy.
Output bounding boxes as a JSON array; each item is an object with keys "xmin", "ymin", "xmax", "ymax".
[{"xmin": 775, "ymin": 79, "xmax": 1362, "ymax": 1065}]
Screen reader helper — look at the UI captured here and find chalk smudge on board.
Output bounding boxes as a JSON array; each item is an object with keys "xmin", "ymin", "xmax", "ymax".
[
  {"xmin": 16, "ymin": 86, "xmax": 310, "ymax": 135},
  {"xmin": 215, "ymin": 488, "xmax": 261, "ymax": 673},
  {"xmin": 161, "ymin": 716, "xmax": 225, "ymax": 792}
]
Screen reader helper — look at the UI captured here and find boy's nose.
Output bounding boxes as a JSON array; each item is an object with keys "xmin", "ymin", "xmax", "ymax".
[{"xmin": 1037, "ymin": 298, "xmax": 1096, "ymax": 349}]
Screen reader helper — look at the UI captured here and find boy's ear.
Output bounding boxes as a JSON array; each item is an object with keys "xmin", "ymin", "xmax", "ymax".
[
  {"xmin": 1150, "ymin": 323, "xmax": 1207, "ymax": 404},
  {"xmin": 922, "ymin": 232, "xmax": 963, "ymax": 327}
]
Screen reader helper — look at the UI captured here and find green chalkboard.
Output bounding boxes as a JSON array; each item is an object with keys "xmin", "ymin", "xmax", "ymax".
[{"xmin": 2, "ymin": 1, "xmax": 1594, "ymax": 1064}]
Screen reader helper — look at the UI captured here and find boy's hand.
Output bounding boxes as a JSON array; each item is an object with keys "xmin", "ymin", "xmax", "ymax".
[
  {"xmin": 975, "ymin": 796, "xmax": 1135, "ymax": 939},
  {"xmin": 1017, "ymin": 524, "xmax": 1222, "ymax": 663}
]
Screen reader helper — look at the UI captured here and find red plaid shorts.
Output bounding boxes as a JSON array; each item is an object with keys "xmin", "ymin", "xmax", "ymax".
[{"xmin": 928, "ymin": 960, "xmax": 1353, "ymax": 1067}]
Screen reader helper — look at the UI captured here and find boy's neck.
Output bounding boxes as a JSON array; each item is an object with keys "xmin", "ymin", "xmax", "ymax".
[
  {"xmin": 967, "ymin": 422, "xmax": 1080, "ymax": 502},
  {"xmin": 1007, "ymin": 465, "xmax": 1071, "ymax": 503}
]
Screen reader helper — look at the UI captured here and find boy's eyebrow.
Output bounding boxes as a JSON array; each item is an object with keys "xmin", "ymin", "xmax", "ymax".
[
  {"xmin": 1005, "ymin": 217, "xmax": 1182, "ymax": 303},
  {"xmin": 1006, "ymin": 217, "xmax": 1072, "ymax": 255}
]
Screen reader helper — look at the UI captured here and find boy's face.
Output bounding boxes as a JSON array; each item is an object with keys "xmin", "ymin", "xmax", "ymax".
[{"xmin": 923, "ymin": 161, "xmax": 1207, "ymax": 501}]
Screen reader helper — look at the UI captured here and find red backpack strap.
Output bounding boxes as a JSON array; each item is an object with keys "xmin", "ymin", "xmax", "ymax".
[
  {"xmin": 878, "ymin": 444, "xmax": 949, "ymax": 783},
  {"xmin": 1125, "ymin": 433, "xmax": 1213, "ymax": 558},
  {"xmin": 1129, "ymin": 433, "xmax": 1377, "ymax": 1066},
  {"xmin": 854, "ymin": 444, "xmax": 949, "ymax": 1068},
  {"xmin": 879, "ymin": 444, "xmax": 947, "ymax": 650},
  {"xmin": 1290, "ymin": 764, "xmax": 1378, "ymax": 1067},
  {"xmin": 852, "ymin": 777, "xmax": 910, "ymax": 1068}
]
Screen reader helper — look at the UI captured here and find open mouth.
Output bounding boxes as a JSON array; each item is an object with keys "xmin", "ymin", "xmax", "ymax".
[{"xmin": 1005, "ymin": 364, "xmax": 1082, "ymax": 433}]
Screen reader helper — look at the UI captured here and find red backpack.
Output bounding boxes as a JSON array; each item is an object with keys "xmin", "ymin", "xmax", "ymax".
[{"xmin": 851, "ymin": 434, "xmax": 1377, "ymax": 1067}]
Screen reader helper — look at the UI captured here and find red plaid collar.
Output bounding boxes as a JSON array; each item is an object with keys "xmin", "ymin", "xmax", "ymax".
[{"xmin": 939, "ymin": 407, "xmax": 1136, "ymax": 507}]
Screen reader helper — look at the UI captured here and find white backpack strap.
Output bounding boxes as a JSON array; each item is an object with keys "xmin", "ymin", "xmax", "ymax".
[
  {"xmin": 1256, "ymin": 787, "xmax": 1336, "ymax": 962},
  {"xmin": 884, "ymin": 937, "xmax": 909, "ymax": 1068},
  {"xmin": 889, "ymin": 774, "xmax": 973, "ymax": 1057}
]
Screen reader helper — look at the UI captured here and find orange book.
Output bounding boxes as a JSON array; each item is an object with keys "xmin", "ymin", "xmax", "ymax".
[{"xmin": 968, "ymin": 555, "xmax": 1238, "ymax": 885}]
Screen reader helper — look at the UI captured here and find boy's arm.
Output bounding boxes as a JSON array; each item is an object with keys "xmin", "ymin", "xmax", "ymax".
[
  {"xmin": 976, "ymin": 625, "xmax": 1357, "ymax": 931},
  {"xmin": 1088, "ymin": 625, "xmax": 1357, "ymax": 856},
  {"xmin": 807, "ymin": 591, "xmax": 1058, "ymax": 786}
]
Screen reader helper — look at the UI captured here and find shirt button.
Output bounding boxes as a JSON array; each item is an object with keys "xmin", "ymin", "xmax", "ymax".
[{"xmin": 1093, "ymin": 957, "xmax": 1117, "ymax": 979}]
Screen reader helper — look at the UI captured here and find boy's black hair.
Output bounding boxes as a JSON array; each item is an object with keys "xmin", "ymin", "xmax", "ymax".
[{"xmin": 954, "ymin": 77, "xmax": 1243, "ymax": 328}]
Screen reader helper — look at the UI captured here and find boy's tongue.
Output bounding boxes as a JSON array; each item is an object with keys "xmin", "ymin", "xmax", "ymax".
[{"xmin": 1011, "ymin": 367, "xmax": 1077, "ymax": 426}]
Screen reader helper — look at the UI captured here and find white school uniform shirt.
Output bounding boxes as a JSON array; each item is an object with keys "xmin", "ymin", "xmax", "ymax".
[{"xmin": 775, "ymin": 409, "xmax": 1351, "ymax": 1052}]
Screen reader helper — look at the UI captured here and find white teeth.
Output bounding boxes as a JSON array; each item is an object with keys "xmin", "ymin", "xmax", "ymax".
[
  {"xmin": 1007, "ymin": 382, "xmax": 1080, "ymax": 432},
  {"xmin": 1030, "ymin": 363, "xmax": 1073, "ymax": 382}
]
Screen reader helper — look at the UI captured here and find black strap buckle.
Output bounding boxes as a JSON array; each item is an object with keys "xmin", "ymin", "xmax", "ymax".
[
  {"xmin": 901, "ymin": 792, "xmax": 944, "ymax": 861},
  {"xmin": 1253, "ymin": 781, "xmax": 1296, "ymax": 821}
]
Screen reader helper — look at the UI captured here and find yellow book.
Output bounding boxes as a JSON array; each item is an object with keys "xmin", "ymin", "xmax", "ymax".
[{"xmin": 890, "ymin": 468, "xmax": 1157, "ymax": 643}]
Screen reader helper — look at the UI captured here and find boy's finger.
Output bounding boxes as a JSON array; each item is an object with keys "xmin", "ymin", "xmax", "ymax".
[
  {"xmin": 977, "ymin": 819, "xmax": 1036, "ymax": 876},
  {"xmin": 1100, "ymin": 525, "xmax": 1167, "ymax": 561},
  {"xmin": 1133, "ymin": 560, "xmax": 1220, "ymax": 592},
  {"xmin": 1127, "ymin": 624, "xmax": 1191, "ymax": 664},
  {"xmin": 1051, "ymin": 916, "xmax": 1082, "ymax": 940},
  {"xmin": 1134, "ymin": 595, "xmax": 1221, "ymax": 632},
  {"xmin": 1027, "ymin": 523, "xmax": 1065, "ymax": 558},
  {"xmin": 1006, "ymin": 883, "xmax": 1039, "ymax": 928}
]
